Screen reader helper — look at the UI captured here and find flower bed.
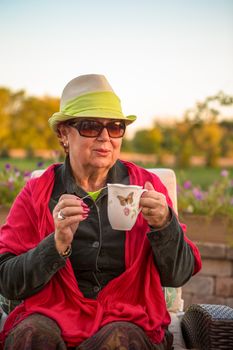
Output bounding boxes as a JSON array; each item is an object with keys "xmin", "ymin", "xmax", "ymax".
[
  {"xmin": 178, "ymin": 169, "xmax": 233, "ymax": 245},
  {"xmin": 178, "ymin": 169, "xmax": 233, "ymax": 222},
  {"xmin": 0, "ymin": 163, "xmax": 32, "ymax": 209}
]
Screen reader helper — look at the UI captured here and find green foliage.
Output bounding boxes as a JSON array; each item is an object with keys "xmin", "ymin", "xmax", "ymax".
[
  {"xmin": 177, "ymin": 170, "xmax": 233, "ymax": 222},
  {"xmin": 0, "ymin": 163, "xmax": 31, "ymax": 208},
  {"xmin": 132, "ymin": 128, "xmax": 163, "ymax": 154},
  {"xmin": 0, "ymin": 87, "xmax": 232, "ymax": 168},
  {"xmin": 0, "ymin": 88, "xmax": 60, "ymax": 151},
  {"xmin": 121, "ymin": 138, "xmax": 133, "ymax": 152},
  {"xmin": 129, "ymin": 91, "xmax": 233, "ymax": 167}
]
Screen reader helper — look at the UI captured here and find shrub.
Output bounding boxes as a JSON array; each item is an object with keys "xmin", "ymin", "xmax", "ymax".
[
  {"xmin": 0, "ymin": 163, "xmax": 43, "ymax": 208},
  {"xmin": 178, "ymin": 169, "xmax": 233, "ymax": 221}
]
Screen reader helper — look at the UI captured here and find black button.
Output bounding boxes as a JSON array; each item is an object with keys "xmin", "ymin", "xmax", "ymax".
[
  {"xmin": 93, "ymin": 286, "xmax": 100, "ymax": 293},
  {"xmin": 52, "ymin": 262, "xmax": 59, "ymax": 270},
  {"xmin": 92, "ymin": 241, "xmax": 100, "ymax": 248}
]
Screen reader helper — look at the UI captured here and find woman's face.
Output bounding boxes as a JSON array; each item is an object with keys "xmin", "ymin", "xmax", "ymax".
[{"xmin": 60, "ymin": 118, "xmax": 124, "ymax": 172}]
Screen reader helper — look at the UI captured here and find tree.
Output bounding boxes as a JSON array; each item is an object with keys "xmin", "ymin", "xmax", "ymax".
[
  {"xmin": 173, "ymin": 119, "xmax": 195, "ymax": 167},
  {"xmin": 220, "ymin": 120, "xmax": 233, "ymax": 157},
  {"xmin": 131, "ymin": 127, "xmax": 163, "ymax": 154},
  {"xmin": 0, "ymin": 87, "xmax": 60, "ymax": 154},
  {"xmin": 193, "ymin": 122, "xmax": 223, "ymax": 167},
  {"xmin": 0, "ymin": 88, "xmax": 26, "ymax": 155},
  {"xmin": 183, "ymin": 92, "xmax": 233, "ymax": 167}
]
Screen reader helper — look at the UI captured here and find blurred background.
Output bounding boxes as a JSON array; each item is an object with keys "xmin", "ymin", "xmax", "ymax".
[
  {"xmin": 0, "ymin": 0, "xmax": 232, "ymax": 216},
  {"xmin": 0, "ymin": 0, "xmax": 233, "ymax": 308}
]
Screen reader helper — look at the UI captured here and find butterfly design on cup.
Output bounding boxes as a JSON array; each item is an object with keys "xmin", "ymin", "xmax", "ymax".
[
  {"xmin": 117, "ymin": 192, "xmax": 135, "ymax": 217},
  {"xmin": 117, "ymin": 192, "xmax": 134, "ymax": 206}
]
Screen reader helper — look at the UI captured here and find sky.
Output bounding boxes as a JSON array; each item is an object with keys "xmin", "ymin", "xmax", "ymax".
[{"xmin": 0, "ymin": 0, "xmax": 233, "ymax": 136}]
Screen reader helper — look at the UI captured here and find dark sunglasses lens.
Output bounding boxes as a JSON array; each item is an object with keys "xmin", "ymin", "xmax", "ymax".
[
  {"xmin": 79, "ymin": 121, "xmax": 102, "ymax": 137},
  {"xmin": 72, "ymin": 120, "xmax": 126, "ymax": 138},
  {"xmin": 107, "ymin": 121, "xmax": 125, "ymax": 137}
]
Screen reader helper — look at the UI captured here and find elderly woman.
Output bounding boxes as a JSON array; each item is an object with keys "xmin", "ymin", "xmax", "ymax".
[{"xmin": 0, "ymin": 74, "xmax": 201, "ymax": 350}]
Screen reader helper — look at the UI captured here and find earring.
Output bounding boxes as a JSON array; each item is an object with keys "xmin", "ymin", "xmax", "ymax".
[{"xmin": 63, "ymin": 141, "xmax": 69, "ymax": 154}]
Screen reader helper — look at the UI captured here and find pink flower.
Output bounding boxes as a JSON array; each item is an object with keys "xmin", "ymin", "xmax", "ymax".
[
  {"xmin": 221, "ymin": 169, "xmax": 229, "ymax": 177},
  {"xmin": 124, "ymin": 207, "xmax": 130, "ymax": 216},
  {"xmin": 183, "ymin": 180, "xmax": 192, "ymax": 189},
  {"xmin": 192, "ymin": 188, "xmax": 204, "ymax": 201}
]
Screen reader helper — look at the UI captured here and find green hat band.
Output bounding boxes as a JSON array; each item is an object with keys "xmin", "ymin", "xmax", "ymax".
[
  {"xmin": 63, "ymin": 91, "xmax": 124, "ymax": 118},
  {"xmin": 49, "ymin": 90, "xmax": 136, "ymax": 131}
]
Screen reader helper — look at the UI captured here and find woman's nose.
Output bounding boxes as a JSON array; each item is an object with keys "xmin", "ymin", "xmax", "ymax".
[{"xmin": 97, "ymin": 126, "xmax": 110, "ymax": 141}]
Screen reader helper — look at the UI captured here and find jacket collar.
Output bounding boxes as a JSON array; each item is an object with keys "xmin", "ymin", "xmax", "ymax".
[{"xmin": 51, "ymin": 156, "xmax": 129, "ymax": 203}]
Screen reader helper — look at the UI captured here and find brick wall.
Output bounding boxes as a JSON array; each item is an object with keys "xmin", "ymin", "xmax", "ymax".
[{"xmin": 182, "ymin": 242, "xmax": 233, "ymax": 309}]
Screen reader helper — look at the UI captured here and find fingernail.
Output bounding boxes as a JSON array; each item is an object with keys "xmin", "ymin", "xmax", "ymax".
[
  {"xmin": 82, "ymin": 213, "xmax": 89, "ymax": 218},
  {"xmin": 81, "ymin": 201, "xmax": 89, "ymax": 208},
  {"xmin": 83, "ymin": 208, "xmax": 90, "ymax": 213}
]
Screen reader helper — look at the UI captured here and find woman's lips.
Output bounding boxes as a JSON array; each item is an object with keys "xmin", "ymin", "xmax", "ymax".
[{"xmin": 94, "ymin": 149, "xmax": 110, "ymax": 156}]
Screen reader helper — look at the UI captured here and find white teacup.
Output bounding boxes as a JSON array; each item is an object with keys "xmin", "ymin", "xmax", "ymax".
[{"xmin": 107, "ymin": 183, "xmax": 147, "ymax": 230}]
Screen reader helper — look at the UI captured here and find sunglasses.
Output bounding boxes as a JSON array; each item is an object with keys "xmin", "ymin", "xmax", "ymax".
[{"xmin": 68, "ymin": 119, "xmax": 126, "ymax": 138}]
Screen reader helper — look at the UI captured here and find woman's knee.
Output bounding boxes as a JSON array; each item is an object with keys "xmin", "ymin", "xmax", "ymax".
[{"xmin": 4, "ymin": 313, "xmax": 66, "ymax": 350}]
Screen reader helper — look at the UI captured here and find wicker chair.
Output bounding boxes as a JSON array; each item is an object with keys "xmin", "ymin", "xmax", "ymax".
[{"xmin": 1, "ymin": 168, "xmax": 233, "ymax": 349}]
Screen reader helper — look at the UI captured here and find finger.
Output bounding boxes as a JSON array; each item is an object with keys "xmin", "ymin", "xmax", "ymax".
[
  {"xmin": 56, "ymin": 198, "xmax": 88, "ymax": 212},
  {"xmin": 140, "ymin": 196, "xmax": 163, "ymax": 208},
  {"xmin": 59, "ymin": 194, "xmax": 81, "ymax": 201},
  {"xmin": 57, "ymin": 205, "xmax": 90, "ymax": 219},
  {"xmin": 144, "ymin": 181, "xmax": 155, "ymax": 191},
  {"xmin": 141, "ymin": 189, "xmax": 166, "ymax": 200},
  {"xmin": 57, "ymin": 213, "xmax": 89, "ymax": 225},
  {"xmin": 142, "ymin": 207, "xmax": 154, "ymax": 217},
  {"xmin": 58, "ymin": 195, "xmax": 86, "ymax": 208}
]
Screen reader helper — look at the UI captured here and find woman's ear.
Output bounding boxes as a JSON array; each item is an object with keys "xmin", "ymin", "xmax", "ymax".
[
  {"xmin": 57, "ymin": 123, "xmax": 68, "ymax": 138},
  {"xmin": 57, "ymin": 124, "xmax": 69, "ymax": 154}
]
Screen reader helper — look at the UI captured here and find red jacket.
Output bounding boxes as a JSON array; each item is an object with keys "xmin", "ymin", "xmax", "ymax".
[{"xmin": 0, "ymin": 161, "xmax": 201, "ymax": 347}]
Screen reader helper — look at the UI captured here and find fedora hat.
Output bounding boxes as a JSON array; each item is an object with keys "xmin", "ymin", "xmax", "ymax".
[{"xmin": 49, "ymin": 74, "xmax": 136, "ymax": 131}]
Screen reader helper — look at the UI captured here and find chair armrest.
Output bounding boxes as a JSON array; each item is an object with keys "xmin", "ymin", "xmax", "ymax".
[{"xmin": 181, "ymin": 304, "xmax": 233, "ymax": 349}]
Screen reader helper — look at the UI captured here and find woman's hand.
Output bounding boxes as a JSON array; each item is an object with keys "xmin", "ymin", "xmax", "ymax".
[
  {"xmin": 140, "ymin": 181, "xmax": 171, "ymax": 228},
  {"xmin": 53, "ymin": 194, "xmax": 89, "ymax": 254}
]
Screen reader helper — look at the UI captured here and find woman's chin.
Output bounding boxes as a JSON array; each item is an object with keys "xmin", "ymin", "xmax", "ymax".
[{"xmin": 90, "ymin": 157, "xmax": 115, "ymax": 169}]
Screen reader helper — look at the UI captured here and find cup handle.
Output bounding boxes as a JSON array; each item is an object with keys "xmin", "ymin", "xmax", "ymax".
[
  {"xmin": 138, "ymin": 189, "xmax": 148, "ymax": 211},
  {"xmin": 141, "ymin": 189, "xmax": 148, "ymax": 195}
]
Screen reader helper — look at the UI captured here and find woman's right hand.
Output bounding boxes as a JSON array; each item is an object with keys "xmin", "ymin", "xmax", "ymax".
[{"xmin": 53, "ymin": 194, "xmax": 90, "ymax": 255}]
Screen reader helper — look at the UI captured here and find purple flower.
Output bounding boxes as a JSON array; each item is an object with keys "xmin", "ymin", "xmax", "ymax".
[
  {"xmin": 13, "ymin": 168, "xmax": 21, "ymax": 177},
  {"xmin": 192, "ymin": 188, "xmax": 204, "ymax": 201},
  {"xmin": 5, "ymin": 163, "xmax": 11, "ymax": 171},
  {"xmin": 37, "ymin": 161, "xmax": 44, "ymax": 168},
  {"xmin": 230, "ymin": 198, "xmax": 233, "ymax": 206},
  {"xmin": 183, "ymin": 180, "xmax": 192, "ymax": 190},
  {"xmin": 24, "ymin": 171, "xmax": 31, "ymax": 178},
  {"xmin": 221, "ymin": 169, "xmax": 229, "ymax": 177}
]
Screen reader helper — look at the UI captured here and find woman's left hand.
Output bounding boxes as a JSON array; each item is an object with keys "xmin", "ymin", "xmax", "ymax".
[{"xmin": 140, "ymin": 181, "xmax": 171, "ymax": 228}]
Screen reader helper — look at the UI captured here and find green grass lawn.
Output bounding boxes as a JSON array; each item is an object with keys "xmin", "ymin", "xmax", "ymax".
[
  {"xmin": 0, "ymin": 157, "xmax": 232, "ymax": 189},
  {"xmin": 0, "ymin": 157, "xmax": 61, "ymax": 172},
  {"xmin": 174, "ymin": 167, "xmax": 233, "ymax": 188}
]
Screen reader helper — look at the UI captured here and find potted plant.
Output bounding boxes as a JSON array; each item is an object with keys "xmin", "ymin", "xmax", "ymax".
[{"xmin": 178, "ymin": 170, "xmax": 233, "ymax": 245}]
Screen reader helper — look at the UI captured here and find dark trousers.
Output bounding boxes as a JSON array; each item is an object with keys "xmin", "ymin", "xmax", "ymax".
[{"xmin": 4, "ymin": 314, "xmax": 173, "ymax": 350}]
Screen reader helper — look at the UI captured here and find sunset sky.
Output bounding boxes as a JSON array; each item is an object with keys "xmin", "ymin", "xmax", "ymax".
[{"xmin": 1, "ymin": 0, "xmax": 232, "ymax": 135}]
